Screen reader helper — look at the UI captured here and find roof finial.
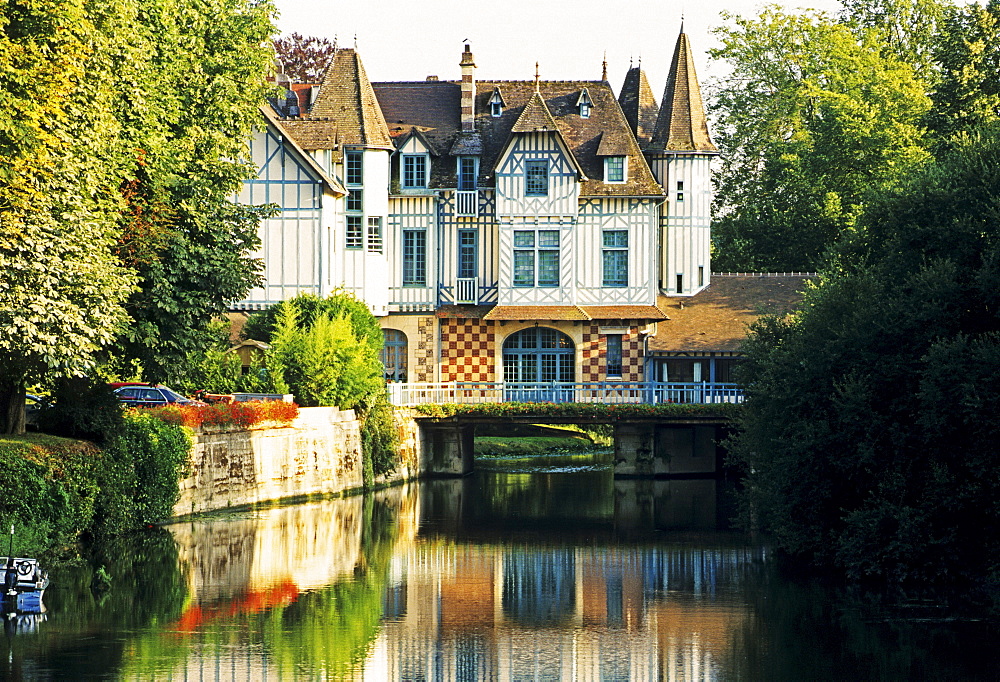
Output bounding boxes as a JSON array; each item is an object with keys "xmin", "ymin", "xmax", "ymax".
[
  {"xmin": 602, "ymin": 51, "xmax": 608, "ymax": 81},
  {"xmin": 353, "ymin": 34, "xmax": 358, "ymax": 49},
  {"xmin": 534, "ymin": 62, "xmax": 540, "ymax": 93},
  {"xmin": 332, "ymin": 34, "xmax": 338, "ymax": 51}
]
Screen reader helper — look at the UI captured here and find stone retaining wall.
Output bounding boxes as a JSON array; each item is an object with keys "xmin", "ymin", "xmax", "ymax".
[{"xmin": 173, "ymin": 406, "xmax": 424, "ymax": 517}]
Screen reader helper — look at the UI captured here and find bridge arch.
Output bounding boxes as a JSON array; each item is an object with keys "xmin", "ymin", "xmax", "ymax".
[{"xmin": 502, "ymin": 326, "xmax": 575, "ymax": 383}]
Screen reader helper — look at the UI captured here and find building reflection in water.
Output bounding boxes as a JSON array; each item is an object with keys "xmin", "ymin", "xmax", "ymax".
[
  {"xmin": 159, "ymin": 475, "xmax": 756, "ymax": 680},
  {"xmin": 376, "ymin": 540, "xmax": 755, "ymax": 681}
]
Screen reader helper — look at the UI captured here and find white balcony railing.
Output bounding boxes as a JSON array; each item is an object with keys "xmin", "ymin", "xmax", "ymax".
[
  {"xmin": 455, "ymin": 277, "xmax": 479, "ymax": 304},
  {"xmin": 455, "ymin": 190, "xmax": 478, "ymax": 217},
  {"xmin": 386, "ymin": 382, "xmax": 743, "ymax": 407}
]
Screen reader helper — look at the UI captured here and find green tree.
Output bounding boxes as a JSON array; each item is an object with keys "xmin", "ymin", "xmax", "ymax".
[
  {"xmin": 709, "ymin": 7, "xmax": 932, "ymax": 271},
  {"xmin": 731, "ymin": 125, "xmax": 1000, "ymax": 600},
  {"xmin": 926, "ymin": 1, "xmax": 1000, "ymax": 142},
  {"xmin": 0, "ymin": 0, "xmax": 135, "ymax": 434},
  {"xmin": 264, "ymin": 293, "xmax": 385, "ymax": 409},
  {"xmin": 111, "ymin": 0, "xmax": 275, "ymax": 381},
  {"xmin": 839, "ymin": 0, "xmax": 951, "ymax": 79}
]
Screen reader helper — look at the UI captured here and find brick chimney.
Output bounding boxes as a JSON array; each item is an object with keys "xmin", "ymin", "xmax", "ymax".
[{"xmin": 460, "ymin": 42, "xmax": 476, "ymax": 132}]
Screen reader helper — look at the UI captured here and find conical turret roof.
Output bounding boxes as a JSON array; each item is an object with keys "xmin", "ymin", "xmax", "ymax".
[
  {"xmin": 647, "ymin": 30, "xmax": 717, "ymax": 153},
  {"xmin": 618, "ymin": 66, "xmax": 659, "ymax": 146},
  {"xmin": 306, "ymin": 48, "xmax": 392, "ymax": 148}
]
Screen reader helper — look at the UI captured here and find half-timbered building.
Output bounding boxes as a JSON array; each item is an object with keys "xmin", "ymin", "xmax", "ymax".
[{"xmin": 238, "ymin": 29, "xmax": 728, "ymax": 388}]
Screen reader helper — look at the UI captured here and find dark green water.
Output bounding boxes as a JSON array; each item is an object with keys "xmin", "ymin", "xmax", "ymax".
[{"xmin": 3, "ymin": 462, "xmax": 999, "ymax": 680}]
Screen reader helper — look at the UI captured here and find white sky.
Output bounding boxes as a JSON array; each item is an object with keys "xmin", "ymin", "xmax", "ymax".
[{"xmin": 274, "ymin": 0, "xmax": 842, "ymax": 94}]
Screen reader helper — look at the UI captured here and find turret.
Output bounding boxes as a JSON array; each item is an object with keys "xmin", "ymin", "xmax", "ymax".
[{"xmin": 646, "ymin": 28, "xmax": 718, "ymax": 296}]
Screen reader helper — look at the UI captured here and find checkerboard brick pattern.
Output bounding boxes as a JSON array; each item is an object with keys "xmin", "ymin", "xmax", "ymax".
[
  {"xmin": 580, "ymin": 321, "xmax": 645, "ymax": 382},
  {"xmin": 414, "ymin": 317, "xmax": 436, "ymax": 382},
  {"xmin": 440, "ymin": 320, "xmax": 496, "ymax": 382}
]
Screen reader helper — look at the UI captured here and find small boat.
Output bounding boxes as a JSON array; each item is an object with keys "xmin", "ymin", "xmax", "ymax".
[{"xmin": 2, "ymin": 557, "xmax": 49, "ymax": 614}]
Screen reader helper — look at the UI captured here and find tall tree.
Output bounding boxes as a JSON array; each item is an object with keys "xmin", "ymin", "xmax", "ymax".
[
  {"xmin": 0, "ymin": 0, "xmax": 276, "ymax": 434},
  {"xmin": 731, "ymin": 125, "xmax": 1000, "ymax": 598},
  {"xmin": 926, "ymin": 1, "xmax": 1000, "ymax": 141},
  {"xmin": 709, "ymin": 7, "xmax": 931, "ymax": 271},
  {"xmin": 112, "ymin": 0, "xmax": 275, "ymax": 381},
  {"xmin": 0, "ymin": 0, "xmax": 135, "ymax": 434},
  {"xmin": 274, "ymin": 32, "xmax": 336, "ymax": 82},
  {"xmin": 839, "ymin": 0, "xmax": 951, "ymax": 79}
]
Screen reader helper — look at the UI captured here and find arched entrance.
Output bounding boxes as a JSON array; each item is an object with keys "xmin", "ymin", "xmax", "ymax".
[{"xmin": 502, "ymin": 327, "xmax": 575, "ymax": 401}]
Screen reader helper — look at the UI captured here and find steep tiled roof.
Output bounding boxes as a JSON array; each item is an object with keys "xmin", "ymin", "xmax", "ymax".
[
  {"xmin": 618, "ymin": 67, "xmax": 659, "ymax": 147},
  {"xmin": 511, "ymin": 92, "xmax": 561, "ymax": 132},
  {"xmin": 259, "ymin": 105, "xmax": 346, "ymax": 196},
  {"xmin": 647, "ymin": 31, "xmax": 718, "ymax": 154},
  {"xmin": 373, "ymin": 79, "xmax": 663, "ymax": 197},
  {"xmin": 648, "ymin": 275, "xmax": 809, "ymax": 353},
  {"xmin": 282, "ymin": 49, "xmax": 392, "ymax": 150}
]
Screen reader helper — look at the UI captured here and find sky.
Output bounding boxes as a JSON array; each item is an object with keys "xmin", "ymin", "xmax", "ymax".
[{"xmin": 273, "ymin": 0, "xmax": 842, "ymax": 95}]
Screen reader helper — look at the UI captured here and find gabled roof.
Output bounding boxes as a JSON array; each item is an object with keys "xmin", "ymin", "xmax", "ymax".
[
  {"xmin": 281, "ymin": 48, "xmax": 392, "ymax": 150},
  {"xmin": 259, "ymin": 105, "xmax": 346, "ymax": 196},
  {"xmin": 372, "ymin": 79, "xmax": 663, "ymax": 197},
  {"xmin": 396, "ymin": 127, "xmax": 440, "ymax": 156},
  {"xmin": 618, "ymin": 66, "xmax": 659, "ymax": 146},
  {"xmin": 647, "ymin": 30, "xmax": 718, "ymax": 154},
  {"xmin": 511, "ymin": 92, "xmax": 561, "ymax": 132},
  {"xmin": 648, "ymin": 275, "xmax": 809, "ymax": 353}
]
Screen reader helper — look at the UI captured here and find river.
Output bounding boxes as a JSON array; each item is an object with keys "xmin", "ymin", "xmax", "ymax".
[{"xmin": 4, "ymin": 459, "xmax": 998, "ymax": 680}]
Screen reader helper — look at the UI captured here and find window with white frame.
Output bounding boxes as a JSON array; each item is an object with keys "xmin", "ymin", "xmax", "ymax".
[
  {"xmin": 513, "ymin": 229, "xmax": 559, "ymax": 287},
  {"xmin": 367, "ymin": 217, "xmax": 382, "ymax": 253},
  {"xmin": 605, "ymin": 156, "xmax": 626, "ymax": 183},
  {"xmin": 676, "ymin": 180, "xmax": 684, "ymax": 202},
  {"xmin": 402, "ymin": 154, "xmax": 428, "ymax": 189},
  {"xmin": 402, "ymin": 230, "xmax": 426, "ymax": 286},
  {"xmin": 525, "ymin": 160, "xmax": 548, "ymax": 196},
  {"xmin": 602, "ymin": 230, "xmax": 628, "ymax": 287}
]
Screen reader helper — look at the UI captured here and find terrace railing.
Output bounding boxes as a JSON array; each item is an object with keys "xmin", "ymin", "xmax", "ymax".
[{"xmin": 386, "ymin": 381, "xmax": 743, "ymax": 407}]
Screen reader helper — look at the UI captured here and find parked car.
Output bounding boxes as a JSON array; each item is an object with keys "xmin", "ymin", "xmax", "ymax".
[{"xmin": 112, "ymin": 384, "xmax": 200, "ymax": 409}]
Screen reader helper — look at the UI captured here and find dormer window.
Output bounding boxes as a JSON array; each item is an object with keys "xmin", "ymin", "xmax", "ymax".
[
  {"xmin": 402, "ymin": 154, "xmax": 428, "ymax": 189},
  {"xmin": 458, "ymin": 157, "xmax": 478, "ymax": 191},
  {"xmin": 605, "ymin": 156, "xmax": 627, "ymax": 183},
  {"xmin": 489, "ymin": 88, "xmax": 505, "ymax": 117},
  {"xmin": 576, "ymin": 88, "xmax": 593, "ymax": 118}
]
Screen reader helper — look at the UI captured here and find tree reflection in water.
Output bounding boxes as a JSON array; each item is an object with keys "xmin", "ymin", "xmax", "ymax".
[{"xmin": 4, "ymin": 473, "xmax": 999, "ymax": 680}]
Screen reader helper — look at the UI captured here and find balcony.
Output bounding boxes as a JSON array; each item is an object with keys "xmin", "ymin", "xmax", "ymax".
[
  {"xmin": 455, "ymin": 277, "xmax": 480, "ymax": 304},
  {"xmin": 386, "ymin": 381, "xmax": 743, "ymax": 407},
  {"xmin": 455, "ymin": 190, "xmax": 478, "ymax": 217}
]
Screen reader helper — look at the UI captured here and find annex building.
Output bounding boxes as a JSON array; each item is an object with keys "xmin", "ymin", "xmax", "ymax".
[{"xmin": 234, "ymin": 30, "xmax": 806, "ymax": 390}]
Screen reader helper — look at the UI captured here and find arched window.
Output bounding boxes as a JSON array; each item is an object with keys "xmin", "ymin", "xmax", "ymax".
[
  {"xmin": 381, "ymin": 330, "xmax": 408, "ymax": 382},
  {"xmin": 502, "ymin": 327, "xmax": 575, "ymax": 383}
]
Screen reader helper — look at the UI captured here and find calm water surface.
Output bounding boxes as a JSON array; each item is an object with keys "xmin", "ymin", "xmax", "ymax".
[{"xmin": 4, "ymin": 461, "xmax": 999, "ymax": 680}]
